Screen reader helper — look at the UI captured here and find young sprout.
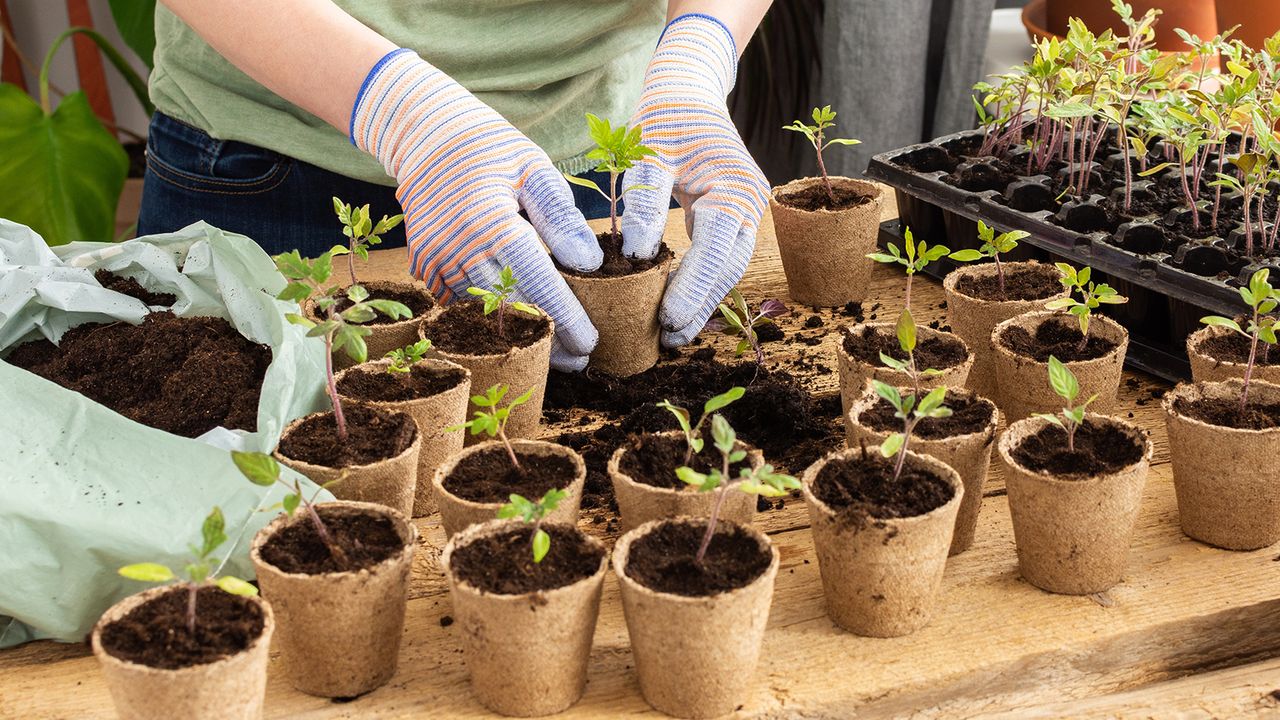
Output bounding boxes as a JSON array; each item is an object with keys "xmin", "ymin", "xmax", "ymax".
[
  {"xmin": 782, "ymin": 105, "xmax": 862, "ymax": 205},
  {"xmin": 707, "ymin": 289, "xmax": 789, "ymax": 372},
  {"xmin": 232, "ymin": 450, "xmax": 349, "ymax": 569},
  {"xmin": 1043, "ymin": 264, "xmax": 1128, "ymax": 352},
  {"xmin": 674, "ymin": 414, "xmax": 799, "ymax": 565},
  {"xmin": 1201, "ymin": 268, "xmax": 1280, "ymax": 411},
  {"xmin": 947, "ymin": 221, "xmax": 1031, "ymax": 297},
  {"xmin": 1033, "ymin": 356, "xmax": 1097, "ymax": 453},
  {"xmin": 877, "ymin": 308, "xmax": 945, "ymax": 398},
  {"xmin": 496, "ymin": 488, "xmax": 569, "ymax": 563},
  {"xmin": 562, "ymin": 113, "xmax": 656, "ymax": 240},
  {"xmin": 275, "ymin": 249, "xmax": 411, "ymax": 441},
  {"xmin": 871, "ymin": 382, "xmax": 951, "ymax": 482},
  {"xmin": 466, "ymin": 266, "xmax": 540, "ymax": 340},
  {"xmin": 118, "ymin": 507, "xmax": 259, "ymax": 636},
  {"xmin": 329, "ymin": 197, "xmax": 404, "ymax": 286},
  {"xmin": 866, "ymin": 227, "xmax": 950, "ymax": 313},
  {"xmin": 656, "ymin": 386, "xmax": 746, "ymax": 466},
  {"xmin": 447, "ymin": 384, "xmax": 536, "ymax": 468},
  {"xmin": 384, "ymin": 338, "xmax": 433, "ymax": 375}
]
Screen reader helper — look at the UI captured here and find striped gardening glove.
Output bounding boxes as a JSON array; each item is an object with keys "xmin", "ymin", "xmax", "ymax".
[
  {"xmin": 621, "ymin": 13, "xmax": 770, "ymax": 347},
  {"xmin": 350, "ymin": 49, "xmax": 602, "ymax": 371}
]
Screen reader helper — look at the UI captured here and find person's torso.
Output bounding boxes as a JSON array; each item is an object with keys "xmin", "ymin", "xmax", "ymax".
[{"xmin": 149, "ymin": 0, "xmax": 666, "ymax": 186}]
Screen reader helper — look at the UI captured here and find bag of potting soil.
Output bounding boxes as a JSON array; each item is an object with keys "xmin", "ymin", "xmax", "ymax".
[{"xmin": 0, "ymin": 220, "xmax": 333, "ymax": 647}]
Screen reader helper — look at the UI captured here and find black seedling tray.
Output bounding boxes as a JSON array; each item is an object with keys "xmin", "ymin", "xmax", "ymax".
[{"xmin": 866, "ymin": 129, "xmax": 1273, "ymax": 383}]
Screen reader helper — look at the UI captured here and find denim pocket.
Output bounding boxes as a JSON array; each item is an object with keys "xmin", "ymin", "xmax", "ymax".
[{"xmin": 145, "ymin": 113, "xmax": 292, "ymax": 196}]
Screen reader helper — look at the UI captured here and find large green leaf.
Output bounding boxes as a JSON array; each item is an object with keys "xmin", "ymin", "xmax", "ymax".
[
  {"xmin": 0, "ymin": 86, "xmax": 127, "ymax": 245},
  {"xmin": 108, "ymin": 0, "xmax": 158, "ymax": 69}
]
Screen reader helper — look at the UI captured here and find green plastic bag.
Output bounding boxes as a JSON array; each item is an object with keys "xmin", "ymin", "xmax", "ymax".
[{"xmin": 0, "ymin": 220, "xmax": 332, "ymax": 646}]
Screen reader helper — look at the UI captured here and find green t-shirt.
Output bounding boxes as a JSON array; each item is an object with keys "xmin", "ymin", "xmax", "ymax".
[{"xmin": 149, "ymin": 1, "xmax": 666, "ymax": 186}]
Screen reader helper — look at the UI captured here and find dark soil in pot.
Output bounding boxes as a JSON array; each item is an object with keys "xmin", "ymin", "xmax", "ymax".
[
  {"xmin": 442, "ymin": 445, "xmax": 578, "ymax": 502},
  {"xmin": 98, "ymin": 587, "xmax": 264, "ymax": 670},
  {"xmin": 95, "ymin": 269, "xmax": 176, "ymax": 306},
  {"xmin": 617, "ymin": 431, "xmax": 753, "ymax": 490},
  {"xmin": 857, "ymin": 392, "xmax": 995, "ymax": 440},
  {"xmin": 841, "ymin": 325, "xmax": 968, "ymax": 369},
  {"xmin": 557, "ymin": 232, "xmax": 673, "ymax": 278},
  {"xmin": 335, "ymin": 364, "xmax": 467, "ymax": 402},
  {"xmin": 1171, "ymin": 396, "xmax": 1280, "ymax": 430},
  {"xmin": 276, "ymin": 404, "xmax": 416, "ymax": 467},
  {"xmin": 258, "ymin": 504, "xmax": 404, "ymax": 574},
  {"xmin": 774, "ymin": 181, "xmax": 874, "ymax": 212},
  {"xmin": 6, "ymin": 312, "xmax": 270, "ymax": 437},
  {"xmin": 625, "ymin": 521, "xmax": 771, "ymax": 596},
  {"xmin": 1009, "ymin": 419, "xmax": 1146, "ymax": 476},
  {"xmin": 449, "ymin": 524, "xmax": 605, "ymax": 594},
  {"xmin": 1196, "ymin": 333, "xmax": 1280, "ymax": 367},
  {"xmin": 421, "ymin": 299, "xmax": 551, "ymax": 355},
  {"xmin": 333, "ymin": 281, "xmax": 433, "ymax": 325},
  {"xmin": 812, "ymin": 452, "xmax": 954, "ymax": 521},
  {"xmin": 952, "ymin": 263, "xmax": 1062, "ymax": 302},
  {"xmin": 999, "ymin": 318, "xmax": 1120, "ymax": 362}
]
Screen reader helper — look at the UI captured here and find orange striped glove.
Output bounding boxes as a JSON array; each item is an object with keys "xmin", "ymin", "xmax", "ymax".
[
  {"xmin": 350, "ymin": 49, "xmax": 601, "ymax": 372},
  {"xmin": 621, "ymin": 14, "xmax": 770, "ymax": 347}
]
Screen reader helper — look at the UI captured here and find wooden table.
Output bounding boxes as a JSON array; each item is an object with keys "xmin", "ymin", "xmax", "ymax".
[{"xmin": 5, "ymin": 199, "xmax": 1280, "ymax": 719}]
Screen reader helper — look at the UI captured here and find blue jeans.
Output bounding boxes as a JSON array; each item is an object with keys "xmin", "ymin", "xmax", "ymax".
[{"xmin": 138, "ymin": 112, "xmax": 636, "ymax": 257}]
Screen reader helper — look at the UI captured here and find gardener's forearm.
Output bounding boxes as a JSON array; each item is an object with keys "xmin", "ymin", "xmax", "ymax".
[
  {"xmin": 159, "ymin": 0, "xmax": 395, "ymax": 131},
  {"xmin": 666, "ymin": 0, "xmax": 772, "ymax": 57}
]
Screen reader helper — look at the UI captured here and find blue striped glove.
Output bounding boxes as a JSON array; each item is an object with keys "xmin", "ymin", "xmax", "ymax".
[
  {"xmin": 350, "ymin": 49, "xmax": 601, "ymax": 371},
  {"xmin": 621, "ymin": 14, "xmax": 770, "ymax": 347}
]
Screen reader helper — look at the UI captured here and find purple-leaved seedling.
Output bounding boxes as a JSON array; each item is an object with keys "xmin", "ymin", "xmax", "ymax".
[
  {"xmin": 1033, "ymin": 356, "xmax": 1097, "ymax": 453},
  {"xmin": 947, "ymin": 221, "xmax": 1031, "ymax": 298},
  {"xmin": 447, "ymin": 384, "xmax": 536, "ymax": 468},
  {"xmin": 496, "ymin": 488, "xmax": 569, "ymax": 563},
  {"xmin": 656, "ymin": 386, "xmax": 746, "ymax": 466},
  {"xmin": 1200, "ymin": 268, "xmax": 1280, "ymax": 411},
  {"xmin": 782, "ymin": 105, "xmax": 862, "ymax": 205},
  {"xmin": 329, "ymin": 197, "xmax": 404, "ymax": 286},
  {"xmin": 705, "ymin": 289, "xmax": 789, "ymax": 373},
  {"xmin": 233, "ymin": 450, "xmax": 349, "ymax": 569}
]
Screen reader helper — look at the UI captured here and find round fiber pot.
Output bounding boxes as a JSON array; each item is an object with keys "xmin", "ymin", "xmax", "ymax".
[
  {"xmin": 846, "ymin": 384, "xmax": 999, "ymax": 555},
  {"xmin": 998, "ymin": 414, "xmax": 1151, "ymax": 594},
  {"xmin": 441, "ymin": 519, "xmax": 608, "ymax": 716},
  {"xmin": 250, "ymin": 501, "xmax": 416, "ymax": 697},
  {"xmin": 613, "ymin": 517, "xmax": 780, "ymax": 719},
  {"xmin": 943, "ymin": 261, "xmax": 1067, "ymax": 402},
  {"xmin": 275, "ymin": 408, "xmax": 422, "ymax": 518},
  {"xmin": 433, "ymin": 439, "xmax": 586, "ymax": 538},
  {"xmin": 308, "ymin": 279, "xmax": 434, "ymax": 370},
  {"xmin": 1163, "ymin": 379, "xmax": 1280, "ymax": 550},
  {"xmin": 561, "ymin": 254, "xmax": 671, "ymax": 377},
  {"xmin": 336, "ymin": 358, "xmax": 471, "ymax": 516},
  {"xmin": 991, "ymin": 311, "xmax": 1128, "ymax": 422},
  {"xmin": 1217, "ymin": 0, "xmax": 1280, "ymax": 53},
  {"xmin": 800, "ymin": 446, "xmax": 963, "ymax": 637},
  {"xmin": 607, "ymin": 431, "xmax": 763, "ymax": 533},
  {"xmin": 421, "ymin": 306, "xmax": 554, "ymax": 443},
  {"xmin": 92, "ymin": 586, "xmax": 274, "ymax": 720},
  {"xmin": 1186, "ymin": 324, "xmax": 1280, "ymax": 386},
  {"xmin": 837, "ymin": 321, "xmax": 973, "ymax": 415},
  {"xmin": 769, "ymin": 177, "xmax": 884, "ymax": 307}
]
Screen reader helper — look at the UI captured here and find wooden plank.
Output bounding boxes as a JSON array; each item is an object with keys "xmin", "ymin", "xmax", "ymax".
[{"xmin": 2, "ymin": 198, "xmax": 1269, "ymax": 719}]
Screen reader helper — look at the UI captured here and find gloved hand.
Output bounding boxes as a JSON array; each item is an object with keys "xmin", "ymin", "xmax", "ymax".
[
  {"xmin": 620, "ymin": 13, "xmax": 770, "ymax": 347},
  {"xmin": 350, "ymin": 49, "xmax": 601, "ymax": 372}
]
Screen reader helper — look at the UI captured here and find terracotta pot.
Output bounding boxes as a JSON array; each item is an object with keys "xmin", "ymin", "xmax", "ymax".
[
  {"xmin": 441, "ymin": 519, "xmax": 608, "ymax": 716},
  {"xmin": 92, "ymin": 586, "xmax": 274, "ymax": 720},
  {"xmin": 998, "ymin": 414, "xmax": 1152, "ymax": 594},
  {"xmin": 800, "ymin": 446, "xmax": 963, "ymax": 637},
  {"xmin": 1186, "ymin": 324, "xmax": 1280, "ymax": 386},
  {"xmin": 561, "ymin": 253, "xmax": 671, "ymax": 376},
  {"xmin": 433, "ymin": 439, "xmax": 586, "ymax": 538},
  {"xmin": 613, "ymin": 517, "xmax": 779, "ymax": 719},
  {"xmin": 846, "ymin": 383, "xmax": 999, "ymax": 555},
  {"xmin": 836, "ymin": 321, "xmax": 974, "ymax": 416},
  {"xmin": 308, "ymin": 280, "xmax": 434, "ymax": 371},
  {"xmin": 607, "ymin": 432, "xmax": 763, "ymax": 533},
  {"xmin": 421, "ymin": 306, "xmax": 553, "ymax": 444},
  {"xmin": 769, "ymin": 177, "xmax": 884, "ymax": 307},
  {"xmin": 991, "ymin": 311, "xmax": 1128, "ymax": 422},
  {"xmin": 336, "ymin": 358, "xmax": 471, "ymax": 516},
  {"xmin": 275, "ymin": 409, "xmax": 422, "ymax": 518},
  {"xmin": 1163, "ymin": 379, "xmax": 1280, "ymax": 550},
  {"xmin": 250, "ymin": 501, "xmax": 417, "ymax": 697},
  {"xmin": 943, "ymin": 261, "xmax": 1068, "ymax": 402},
  {"xmin": 1217, "ymin": 0, "xmax": 1280, "ymax": 52}
]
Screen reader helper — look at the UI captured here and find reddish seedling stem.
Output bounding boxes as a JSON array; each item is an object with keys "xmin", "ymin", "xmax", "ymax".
[
  {"xmin": 1242, "ymin": 308, "xmax": 1261, "ymax": 412},
  {"xmin": 498, "ymin": 426, "xmax": 521, "ymax": 469},
  {"xmin": 186, "ymin": 582, "xmax": 198, "ymax": 636},
  {"xmin": 497, "ymin": 299, "xmax": 506, "ymax": 340},
  {"xmin": 694, "ymin": 451, "xmax": 733, "ymax": 566},
  {"xmin": 892, "ymin": 418, "xmax": 915, "ymax": 482},
  {"xmin": 298, "ymin": 480, "xmax": 349, "ymax": 570},
  {"xmin": 994, "ymin": 253, "xmax": 1006, "ymax": 297},
  {"xmin": 323, "ymin": 330, "xmax": 348, "ymax": 443},
  {"xmin": 347, "ymin": 240, "xmax": 357, "ymax": 286},
  {"xmin": 814, "ymin": 127, "xmax": 836, "ymax": 205},
  {"xmin": 609, "ymin": 170, "xmax": 620, "ymax": 239}
]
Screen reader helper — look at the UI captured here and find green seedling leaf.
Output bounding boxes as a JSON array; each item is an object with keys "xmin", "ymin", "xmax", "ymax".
[
  {"xmin": 215, "ymin": 576, "xmax": 259, "ymax": 597},
  {"xmin": 118, "ymin": 563, "xmax": 175, "ymax": 583}
]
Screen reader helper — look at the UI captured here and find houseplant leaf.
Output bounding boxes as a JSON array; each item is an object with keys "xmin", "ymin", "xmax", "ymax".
[{"xmin": 108, "ymin": 0, "xmax": 158, "ymax": 69}]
